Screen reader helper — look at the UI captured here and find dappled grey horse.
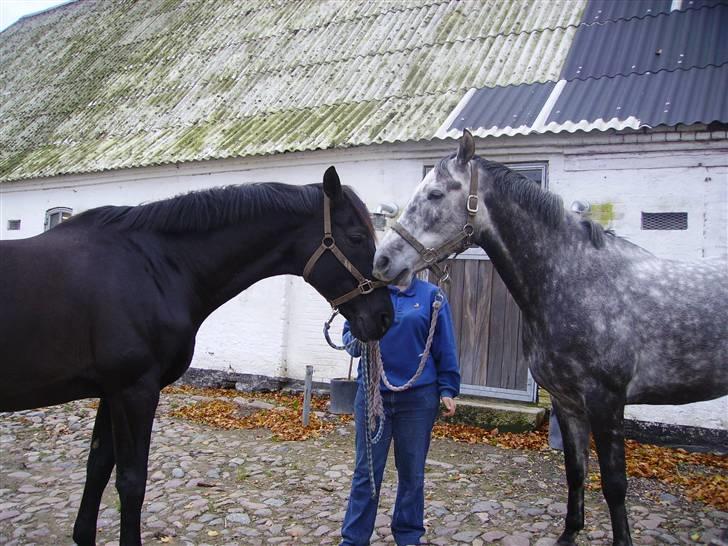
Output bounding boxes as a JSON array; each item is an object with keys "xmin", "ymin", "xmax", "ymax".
[{"xmin": 372, "ymin": 131, "xmax": 728, "ymax": 546}]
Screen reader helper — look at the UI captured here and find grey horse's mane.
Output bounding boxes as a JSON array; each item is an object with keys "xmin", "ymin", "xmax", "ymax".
[{"xmin": 468, "ymin": 156, "xmax": 611, "ymax": 249}]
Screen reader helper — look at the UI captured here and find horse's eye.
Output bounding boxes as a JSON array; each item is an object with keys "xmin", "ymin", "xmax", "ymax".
[
  {"xmin": 428, "ymin": 190, "xmax": 445, "ymax": 200},
  {"xmin": 348, "ymin": 233, "xmax": 366, "ymax": 245}
]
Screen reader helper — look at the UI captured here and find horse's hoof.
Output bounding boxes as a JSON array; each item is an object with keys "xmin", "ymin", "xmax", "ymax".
[{"xmin": 556, "ymin": 531, "xmax": 578, "ymax": 546}]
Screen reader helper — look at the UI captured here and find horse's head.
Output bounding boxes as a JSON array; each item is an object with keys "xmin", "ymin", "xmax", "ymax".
[
  {"xmin": 302, "ymin": 166, "xmax": 393, "ymax": 341},
  {"xmin": 374, "ymin": 130, "xmax": 480, "ymax": 285}
]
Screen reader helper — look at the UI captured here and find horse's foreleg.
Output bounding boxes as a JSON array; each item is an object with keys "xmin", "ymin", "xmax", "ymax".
[
  {"xmin": 73, "ymin": 400, "xmax": 115, "ymax": 546},
  {"xmin": 589, "ymin": 401, "xmax": 632, "ymax": 546},
  {"xmin": 554, "ymin": 402, "xmax": 590, "ymax": 546},
  {"xmin": 107, "ymin": 377, "xmax": 160, "ymax": 546}
]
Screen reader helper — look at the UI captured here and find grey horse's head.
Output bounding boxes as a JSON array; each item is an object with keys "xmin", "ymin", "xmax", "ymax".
[{"xmin": 374, "ymin": 131, "xmax": 481, "ymax": 284}]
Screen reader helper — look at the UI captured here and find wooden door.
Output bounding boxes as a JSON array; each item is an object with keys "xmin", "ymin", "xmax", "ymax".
[{"xmin": 429, "ymin": 256, "xmax": 536, "ymax": 402}]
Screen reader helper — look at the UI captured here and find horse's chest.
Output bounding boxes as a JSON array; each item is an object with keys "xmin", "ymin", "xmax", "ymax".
[{"xmin": 521, "ymin": 323, "xmax": 587, "ymax": 396}]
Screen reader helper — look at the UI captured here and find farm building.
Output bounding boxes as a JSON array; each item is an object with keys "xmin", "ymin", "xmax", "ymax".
[{"xmin": 1, "ymin": 0, "xmax": 726, "ymax": 437}]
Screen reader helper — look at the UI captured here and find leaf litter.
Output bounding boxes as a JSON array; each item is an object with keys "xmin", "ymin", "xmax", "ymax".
[{"xmin": 165, "ymin": 385, "xmax": 727, "ymax": 510}]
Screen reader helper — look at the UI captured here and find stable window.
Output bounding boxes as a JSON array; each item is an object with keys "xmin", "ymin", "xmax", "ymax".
[
  {"xmin": 44, "ymin": 207, "xmax": 73, "ymax": 231},
  {"xmin": 7, "ymin": 219, "xmax": 21, "ymax": 230}
]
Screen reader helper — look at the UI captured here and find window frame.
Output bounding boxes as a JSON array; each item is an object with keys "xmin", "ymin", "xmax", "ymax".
[
  {"xmin": 44, "ymin": 207, "xmax": 73, "ymax": 231},
  {"xmin": 422, "ymin": 161, "xmax": 549, "ymax": 260}
]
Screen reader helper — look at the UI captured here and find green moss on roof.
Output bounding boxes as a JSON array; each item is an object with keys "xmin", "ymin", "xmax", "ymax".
[{"xmin": 0, "ymin": 0, "xmax": 587, "ymax": 182}]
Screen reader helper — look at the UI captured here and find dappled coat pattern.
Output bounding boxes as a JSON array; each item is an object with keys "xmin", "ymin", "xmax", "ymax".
[{"xmin": 372, "ymin": 132, "xmax": 728, "ymax": 546}]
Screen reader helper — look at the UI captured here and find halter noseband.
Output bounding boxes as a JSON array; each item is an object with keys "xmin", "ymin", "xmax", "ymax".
[
  {"xmin": 303, "ymin": 194, "xmax": 387, "ymax": 308},
  {"xmin": 391, "ymin": 161, "xmax": 479, "ymax": 280}
]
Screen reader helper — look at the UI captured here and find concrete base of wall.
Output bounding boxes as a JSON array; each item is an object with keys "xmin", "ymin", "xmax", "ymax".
[
  {"xmin": 181, "ymin": 368, "xmax": 726, "ymax": 451},
  {"xmin": 179, "ymin": 367, "xmax": 330, "ymax": 395},
  {"xmin": 624, "ymin": 419, "xmax": 728, "ymax": 454},
  {"xmin": 450, "ymin": 398, "xmax": 547, "ymax": 432}
]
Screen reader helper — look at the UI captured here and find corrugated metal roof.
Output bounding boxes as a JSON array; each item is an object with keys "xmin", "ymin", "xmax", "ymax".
[
  {"xmin": 561, "ymin": 2, "xmax": 728, "ymax": 79},
  {"xmin": 447, "ymin": 81, "xmax": 555, "ymax": 135},
  {"xmin": 0, "ymin": 0, "xmax": 587, "ymax": 182},
  {"xmin": 581, "ymin": 0, "xmax": 724, "ymax": 23},
  {"xmin": 443, "ymin": 0, "xmax": 728, "ymax": 138},
  {"xmin": 547, "ymin": 63, "xmax": 728, "ymax": 130},
  {"xmin": 581, "ymin": 0, "xmax": 673, "ymax": 22}
]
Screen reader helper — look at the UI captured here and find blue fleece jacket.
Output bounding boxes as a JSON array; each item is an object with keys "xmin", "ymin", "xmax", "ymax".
[{"xmin": 343, "ymin": 278, "xmax": 460, "ymax": 399}]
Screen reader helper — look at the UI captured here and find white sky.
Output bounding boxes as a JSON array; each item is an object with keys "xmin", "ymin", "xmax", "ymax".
[{"xmin": 0, "ymin": 0, "xmax": 71, "ymax": 32}]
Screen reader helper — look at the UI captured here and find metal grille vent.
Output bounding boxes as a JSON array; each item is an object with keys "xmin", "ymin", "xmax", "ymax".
[
  {"xmin": 7, "ymin": 219, "xmax": 20, "ymax": 230},
  {"xmin": 641, "ymin": 212, "xmax": 687, "ymax": 230}
]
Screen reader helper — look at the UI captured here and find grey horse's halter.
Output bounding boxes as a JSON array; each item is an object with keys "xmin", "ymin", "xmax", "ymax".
[
  {"xmin": 391, "ymin": 162, "xmax": 479, "ymax": 280},
  {"xmin": 303, "ymin": 194, "xmax": 387, "ymax": 308}
]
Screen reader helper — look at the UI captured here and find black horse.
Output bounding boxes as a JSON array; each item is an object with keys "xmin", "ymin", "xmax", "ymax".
[{"xmin": 0, "ymin": 167, "xmax": 393, "ymax": 545}]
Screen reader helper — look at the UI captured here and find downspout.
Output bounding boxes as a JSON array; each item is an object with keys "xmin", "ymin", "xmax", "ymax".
[{"xmin": 279, "ymin": 276, "xmax": 293, "ymax": 378}]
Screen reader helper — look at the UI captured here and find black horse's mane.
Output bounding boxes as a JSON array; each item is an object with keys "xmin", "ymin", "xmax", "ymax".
[
  {"xmin": 470, "ymin": 156, "xmax": 612, "ymax": 249},
  {"xmin": 71, "ymin": 183, "xmax": 373, "ymax": 236}
]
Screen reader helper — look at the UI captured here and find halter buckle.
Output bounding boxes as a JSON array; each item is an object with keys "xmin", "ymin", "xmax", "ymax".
[
  {"xmin": 322, "ymin": 234, "xmax": 335, "ymax": 248},
  {"xmin": 422, "ymin": 248, "xmax": 438, "ymax": 264},
  {"xmin": 466, "ymin": 194, "xmax": 479, "ymax": 214},
  {"xmin": 358, "ymin": 279, "xmax": 375, "ymax": 295}
]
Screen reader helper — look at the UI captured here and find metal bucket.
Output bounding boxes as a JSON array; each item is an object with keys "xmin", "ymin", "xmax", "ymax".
[{"xmin": 329, "ymin": 378, "xmax": 359, "ymax": 415}]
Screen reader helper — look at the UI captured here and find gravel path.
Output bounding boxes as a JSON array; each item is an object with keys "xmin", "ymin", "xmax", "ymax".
[{"xmin": 1, "ymin": 392, "xmax": 726, "ymax": 545}]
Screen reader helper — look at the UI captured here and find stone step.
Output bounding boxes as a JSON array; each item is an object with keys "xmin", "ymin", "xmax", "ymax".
[{"xmin": 445, "ymin": 397, "xmax": 546, "ymax": 432}]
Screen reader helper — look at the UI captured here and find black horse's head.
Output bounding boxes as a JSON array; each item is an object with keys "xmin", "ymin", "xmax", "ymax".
[{"xmin": 300, "ymin": 167, "xmax": 392, "ymax": 341}]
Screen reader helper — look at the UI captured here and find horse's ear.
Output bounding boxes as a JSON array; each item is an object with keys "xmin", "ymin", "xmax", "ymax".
[
  {"xmin": 323, "ymin": 166, "xmax": 342, "ymax": 201},
  {"xmin": 457, "ymin": 129, "xmax": 475, "ymax": 165}
]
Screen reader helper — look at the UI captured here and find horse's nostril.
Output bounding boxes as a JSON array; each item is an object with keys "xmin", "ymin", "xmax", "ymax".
[
  {"xmin": 376, "ymin": 255, "xmax": 390, "ymax": 271},
  {"xmin": 380, "ymin": 312, "xmax": 392, "ymax": 331}
]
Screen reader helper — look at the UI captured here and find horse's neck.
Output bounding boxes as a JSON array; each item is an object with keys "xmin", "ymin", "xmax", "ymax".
[
  {"xmin": 162, "ymin": 213, "xmax": 308, "ymax": 321},
  {"xmin": 475, "ymin": 194, "xmax": 564, "ymax": 317}
]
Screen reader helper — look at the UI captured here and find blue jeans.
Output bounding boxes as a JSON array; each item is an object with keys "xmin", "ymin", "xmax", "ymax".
[{"xmin": 340, "ymin": 383, "xmax": 440, "ymax": 546}]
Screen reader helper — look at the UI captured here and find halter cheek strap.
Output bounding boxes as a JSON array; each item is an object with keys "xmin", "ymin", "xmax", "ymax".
[
  {"xmin": 303, "ymin": 194, "xmax": 386, "ymax": 308},
  {"xmin": 392, "ymin": 161, "xmax": 479, "ymax": 280}
]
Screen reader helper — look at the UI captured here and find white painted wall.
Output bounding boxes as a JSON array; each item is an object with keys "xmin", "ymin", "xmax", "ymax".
[
  {"xmin": 551, "ymin": 148, "xmax": 728, "ymax": 260},
  {"xmin": 1, "ymin": 129, "xmax": 726, "ymax": 429}
]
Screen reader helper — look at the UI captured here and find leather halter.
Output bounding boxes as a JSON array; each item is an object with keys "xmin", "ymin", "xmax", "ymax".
[
  {"xmin": 391, "ymin": 161, "xmax": 479, "ymax": 280},
  {"xmin": 303, "ymin": 194, "xmax": 387, "ymax": 308}
]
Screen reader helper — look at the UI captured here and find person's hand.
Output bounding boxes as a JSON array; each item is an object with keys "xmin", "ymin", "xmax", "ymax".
[{"xmin": 440, "ymin": 396, "xmax": 456, "ymax": 417}]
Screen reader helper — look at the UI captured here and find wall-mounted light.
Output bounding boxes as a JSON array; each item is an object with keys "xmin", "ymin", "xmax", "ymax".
[
  {"xmin": 371, "ymin": 202, "xmax": 400, "ymax": 231},
  {"xmin": 570, "ymin": 200, "xmax": 591, "ymax": 216}
]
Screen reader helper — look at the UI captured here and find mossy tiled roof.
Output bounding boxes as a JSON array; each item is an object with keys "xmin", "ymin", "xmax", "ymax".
[{"xmin": 0, "ymin": 0, "xmax": 586, "ymax": 182}]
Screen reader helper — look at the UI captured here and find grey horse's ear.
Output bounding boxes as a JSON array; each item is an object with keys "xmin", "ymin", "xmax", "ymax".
[
  {"xmin": 457, "ymin": 129, "xmax": 475, "ymax": 165},
  {"xmin": 323, "ymin": 166, "xmax": 342, "ymax": 201}
]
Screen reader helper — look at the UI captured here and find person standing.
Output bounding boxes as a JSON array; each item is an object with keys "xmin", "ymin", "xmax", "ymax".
[{"xmin": 340, "ymin": 275, "xmax": 460, "ymax": 546}]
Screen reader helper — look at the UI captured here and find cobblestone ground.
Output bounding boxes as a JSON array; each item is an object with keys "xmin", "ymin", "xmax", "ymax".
[{"xmin": 1, "ymin": 391, "xmax": 726, "ymax": 546}]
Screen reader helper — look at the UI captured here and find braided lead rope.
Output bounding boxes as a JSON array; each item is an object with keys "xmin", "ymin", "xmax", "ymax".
[
  {"xmin": 361, "ymin": 342, "xmax": 384, "ymax": 499},
  {"xmin": 366, "ymin": 342, "xmax": 385, "ymax": 436}
]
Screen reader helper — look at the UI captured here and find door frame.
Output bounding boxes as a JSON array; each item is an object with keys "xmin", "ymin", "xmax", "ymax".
[{"xmin": 421, "ymin": 160, "xmax": 548, "ymax": 404}]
